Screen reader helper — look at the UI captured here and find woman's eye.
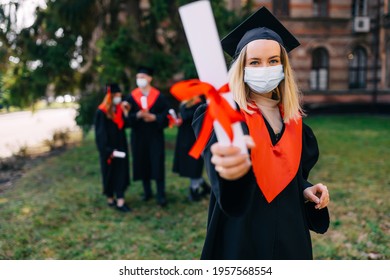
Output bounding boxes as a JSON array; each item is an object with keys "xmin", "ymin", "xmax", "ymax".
[
  {"xmin": 249, "ymin": 61, "xmax": 259, "ymax": 65},
  {"xmin": 270, "ymin": 59, "xmax": 279, "ymax": 65}
]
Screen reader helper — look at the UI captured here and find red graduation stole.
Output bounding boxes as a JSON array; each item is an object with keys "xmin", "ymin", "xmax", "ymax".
[
  {"xmin": 98, "ymin": 104, "xmax": 124, "ymax": 130},
  {"xmin": 242, "ymin": 107, "xmax": 302, "ymax": 203},
  {"xmin": 131, "ymin": 87, "xmax": 159, "ymax": 110},
  {"xmin": 97, "ymin": 104, "xmax": 124, "ymax": 165}
]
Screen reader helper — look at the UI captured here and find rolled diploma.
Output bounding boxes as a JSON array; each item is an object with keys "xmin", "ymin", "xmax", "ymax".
[
  {"xmin": 179, "ymin": 0, "xmax": 247, "ymax": 153},
  {"xmin": 140, "ymin": 96, "xmax": 148, "ymax": 110},
  {"xmin": 168, "ymin": 108, "xmax": 178, "ymax": 121},
  {"xmin": 113, "ymin": 150, "xmax": 126, "ymax": 158}
]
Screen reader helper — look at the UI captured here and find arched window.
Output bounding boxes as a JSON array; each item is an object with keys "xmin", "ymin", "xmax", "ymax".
[
  {"xmin": 310, "ymin": 48, "xmax": 329, "ymax": 90},
  {"xmin": 348, "ymin": 46, "xmax": 367, "ymax": 89},
  {"xmin": 273, "ymin": 0, "xmax": 289, "ymax": 16},
  {"xmin": 352, "ymin": 0, "xmax": 367, "ymax": 17},
  {"xmin": 313, "ymin": 0, "xmax": 329, "ymax": 17}
]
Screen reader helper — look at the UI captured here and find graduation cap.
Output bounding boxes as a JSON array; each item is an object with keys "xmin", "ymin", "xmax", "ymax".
[
  {"xmin": 221, "ymin": 6, "xmax": 300, "ymax": 58},
  {"xmin": 107, "ymin": 83, "xmax": 121, "ymax": 93},
  {"xmin": 137, "ymin": 65, "xmax": 154, "ymax": 76}
]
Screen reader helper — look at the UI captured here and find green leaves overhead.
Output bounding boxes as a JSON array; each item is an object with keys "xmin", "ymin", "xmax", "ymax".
[{"xmin": 0, "ymin": 0, "xmax": 253, "ymax": 109}]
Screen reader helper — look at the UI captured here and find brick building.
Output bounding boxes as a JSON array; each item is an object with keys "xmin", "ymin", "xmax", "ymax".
[{"xmin": 227, "ymin": 0, "xmax": 390, "ymax": 106}]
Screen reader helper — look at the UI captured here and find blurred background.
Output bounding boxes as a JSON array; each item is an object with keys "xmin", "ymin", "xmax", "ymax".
[{"xmin": 0, "ymin": 0, "xmax": 389, "ymax": 260}]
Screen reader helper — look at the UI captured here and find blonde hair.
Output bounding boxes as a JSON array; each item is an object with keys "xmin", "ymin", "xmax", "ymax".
[
  {"xmin": 228, "ymin": 44, "xmax": 305, "ymax": 123},
  {"xmin": 99, "ymin": 93, "xmax": 115, "ymax": 119}
]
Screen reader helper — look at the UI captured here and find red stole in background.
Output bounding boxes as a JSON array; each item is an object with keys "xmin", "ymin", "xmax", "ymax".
[
  {"xmin": 242, "ymin": 108, "xmax": 302, "ymax": 203},
  {"xmin": 131, "ymin": 87, "xmax": 159, "ymax": 110},
  {"xmin": 98, "ymin": 104, "xmax": 124, "ymax": 130}
]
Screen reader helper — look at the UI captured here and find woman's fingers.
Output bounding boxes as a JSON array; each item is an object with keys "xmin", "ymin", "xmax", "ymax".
[
  {"xmin": 216, "ymin": 159, "xmax": 251, "ymax": 180},
  {"xmin": 210, "ymin": 143, "xmax": 252, "ymax": 180},
  {"xmin": 317, "ymin": 184, "xmax": 330, "ymax": 209},
  {"xmin": 303, "ymin": 183, "xmax": 330, "ymax": 210},
  {"xmin": 211, "ymin": 152, "xmax": 249, "ymax": 168},
  {"xmin": 210, "ymin": 143, "xmax": 241, "ymax": 156}
]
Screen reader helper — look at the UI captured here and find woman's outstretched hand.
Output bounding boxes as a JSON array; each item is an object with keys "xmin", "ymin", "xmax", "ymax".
[{"xmin": 211, "ymin": 136, "xmax": 255, "ymax": 180}]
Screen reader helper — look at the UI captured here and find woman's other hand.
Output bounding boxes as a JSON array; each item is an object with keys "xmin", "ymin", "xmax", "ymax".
[{"xmin": 303, "ymin": 183, "xmax": 330, "ymax": 209}]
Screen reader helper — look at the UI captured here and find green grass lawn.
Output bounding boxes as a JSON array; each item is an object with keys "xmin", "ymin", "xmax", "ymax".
[{"xmin": 0, "ymin": 115, "xmax": 389, "ymax": 260}]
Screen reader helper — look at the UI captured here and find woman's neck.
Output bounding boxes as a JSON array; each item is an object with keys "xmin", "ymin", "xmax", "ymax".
[{"xmin": 250, "ymin": 91, "xmax": 279, "ymax": 106}]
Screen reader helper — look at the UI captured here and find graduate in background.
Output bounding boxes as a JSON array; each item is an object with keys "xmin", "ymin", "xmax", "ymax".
[
  {"xmin": 172, "ymin": 95, "xmax": 211, "ymax": 201},
  {"xmin": 193, "ymin": 7, "xmax": 330, "ymax": 259},
  {"xmin": 95, "ymin": 83, "xmax": 132, "ymax": 213},
  {"xmin": 126, "ymin": 66, "xmax": 170, "ymax": 207}
]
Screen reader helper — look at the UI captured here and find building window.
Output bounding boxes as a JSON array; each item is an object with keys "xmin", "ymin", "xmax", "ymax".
[
  {"xmin": 387, "ymin": 40, "xmax": 390, "ymax": 88},
  {"xmin": 273, "ymin": 0, "xmax": 289, "ymax": 16},
  {"xmin": 348, "ymin": 47, "xmax": 367, "ymax": 89},
  {"xmin": 310, "ymin": 48, "xmax": 329, "ymax": 90},
  {"xmin": 313, "ymin": 0, "xmax": 329, "ymax": 17},
  {"xmin": 352, "ymin": 0, "xmax": 367, "ymax": 17}
]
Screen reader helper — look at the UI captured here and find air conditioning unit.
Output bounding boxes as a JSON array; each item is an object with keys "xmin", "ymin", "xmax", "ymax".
[{"xmin": 353, "ymin": 17, "xmax": 370, "ymax": 33}]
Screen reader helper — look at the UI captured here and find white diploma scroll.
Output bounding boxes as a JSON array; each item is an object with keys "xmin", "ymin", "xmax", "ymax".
[
  {"xmin": 179, "ymin": 0, "xmax": 247, "ymax": 154},
  {"xmin": 140, "ymin": 96, "xmax": 148, "ymax": 110},
  {"xmin": 113, "ymin": 150, "xmax": 126, "ymax": 158},
  {"xmin": 168, "ymin": 108, "xmax": 179, "ymax": 122}
]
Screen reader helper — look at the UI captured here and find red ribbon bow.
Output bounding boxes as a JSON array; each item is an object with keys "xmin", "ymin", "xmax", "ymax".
[{"xmin": 170, "ymin": 79, "xmax": 244, "ymax": 159}]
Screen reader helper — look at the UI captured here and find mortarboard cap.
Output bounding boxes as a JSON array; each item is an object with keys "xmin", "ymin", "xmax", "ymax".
[
  {"xmin": 221, "ymin": 6, "xmax": 300, "ymax": 58},
  {"xmin": 137, "ymin": 66, "xmax": 154, "ymax": 76},
  {"xmin": 107, "ymin": 83, "xmax": 121, "ymax": 93}
]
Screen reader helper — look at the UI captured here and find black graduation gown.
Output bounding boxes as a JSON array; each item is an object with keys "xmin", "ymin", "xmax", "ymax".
[
  {"xmin": 94, "ymin": 109, "xmax": 130, "ymax": 196},
  {"xmin": 172, "ymin": 101, "xmax": 205, "ymax": 178},
  {"xmin": 193, "ymin": 104, "xmax": 320, "ymax": 260},
  {"xmin": 126, "ymin": 92, "xmax": 169, "ymax": 181}
]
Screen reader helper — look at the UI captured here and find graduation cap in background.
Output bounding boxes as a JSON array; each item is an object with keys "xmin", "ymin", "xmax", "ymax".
[
  {"xmin": 221, "ymin": 6, "xmax": 300, "ymax": 58},
  {"xmin": 107, "ymin": 83, "xmax": 121, "ymax": 93},
  {"xmin": 137, "ymin": 65, "xmax": 154, "ymax": 76}
]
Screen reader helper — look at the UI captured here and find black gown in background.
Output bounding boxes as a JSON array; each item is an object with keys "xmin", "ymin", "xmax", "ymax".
[
  {"xmin": 172, "ymin": 100, "xmax": 205, "ymax": 178},
  {"xmin": 126, "ymin": 93, "xmax": 169, "ymax": 181},
  {"xmin": 94, "ymin": 109, "xmax": 130, "ymax": 197},
  {"xmin": 192, "ymin": 104, "xmax": 322, "ymax": 260}
]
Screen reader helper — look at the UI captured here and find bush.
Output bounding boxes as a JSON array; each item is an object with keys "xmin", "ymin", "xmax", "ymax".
[{"xmin": 75, "ymin": 91, "xmax": 105, "ymax": 136}]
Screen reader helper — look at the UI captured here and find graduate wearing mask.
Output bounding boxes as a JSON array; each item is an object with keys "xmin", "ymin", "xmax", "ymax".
[
  {"xmin": 95, "ymin": 83, "xmax": 132, "ymax": 213},
  {"xmin": 192, "ymin": 7, "xmax": 330, "ymax": 259},
  {"xmin": 126, "ymin": 66, "xmax": 170, "ymax": 207}
]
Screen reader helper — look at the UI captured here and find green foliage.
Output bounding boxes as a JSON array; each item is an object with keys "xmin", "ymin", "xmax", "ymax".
[
  {"xmin": 0, "ymin": 0, "xmax": 253, "ymax": 108},
  {"xmin": 5, "ymin": 63, "xmax": 47, "ymax": 108},
  {"xmin": 75, "ymin": 90, "xmax": 105, "ymax": 135}
]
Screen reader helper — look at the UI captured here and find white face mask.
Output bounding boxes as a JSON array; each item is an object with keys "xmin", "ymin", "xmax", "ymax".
[
  {"xmin": 244, "ymin": 65, "xmax": 285, "ymax": 94},
  {"xmin": 112, "ymin": 96, "xmax": 122, "ymax": 105},
  {"xmin": 136, "ymin": 78, "xmax": 148, "ymax": 89}
]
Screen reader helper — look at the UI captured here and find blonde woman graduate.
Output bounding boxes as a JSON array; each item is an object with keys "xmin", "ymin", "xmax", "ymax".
[
  {"xmin": 193, "ymin": 7, "xmax": 330, "ymax": 260},
  {"xmin": 95, "ymin": 83, "xmax": 132, "ymax": 213}
]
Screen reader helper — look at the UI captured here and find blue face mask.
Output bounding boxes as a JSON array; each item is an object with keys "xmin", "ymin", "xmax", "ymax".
[{"xmin": 244, "ymin": 65, "xmax": 285, "ymax": 94}]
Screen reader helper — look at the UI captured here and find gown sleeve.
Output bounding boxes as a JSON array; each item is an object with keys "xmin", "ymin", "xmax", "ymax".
[
  {"xmin": 123, "ymin": 111, "xmax": 132, "ymax": 128},
  {"xmin": 94, "ymin": 110, "xmax": 114, "ymax": 159},
  {"xmin": 124, "ymin": 95, "xmax": 141, "ymax": 129},
  {"xmin": 192, "ymin": 104, "xmax": 254, "ymax": 217},
  {"xmin": 301, "ymin": 122, "xmax": 320, "ymax": 189},
  {"xmin": 301, "ymin": 122, "xmax": 330, "ymax": 234},
  {"xmin": 154, "ymin": 96, "xmax": 170, "ymax": 130}
]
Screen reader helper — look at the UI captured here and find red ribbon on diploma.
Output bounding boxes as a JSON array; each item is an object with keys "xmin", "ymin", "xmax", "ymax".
[{"xmin": 170, "ymin": 79, "xmax": 244, "ymax": 159}]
